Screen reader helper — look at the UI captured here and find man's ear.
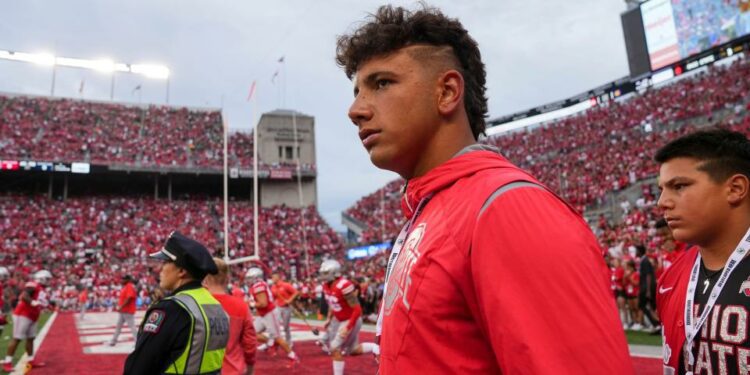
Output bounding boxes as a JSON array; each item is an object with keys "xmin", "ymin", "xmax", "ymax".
[
  {"xmin": 177, "ymin": 267, "xmax": 190, "ymax": 280},
  {"xmin": 436, "ymin": 70, "xmax": 464, "ymax": 116},
  {"xmin": 726, "ymin": 173, "xmax": 750, "ymax": 206}
]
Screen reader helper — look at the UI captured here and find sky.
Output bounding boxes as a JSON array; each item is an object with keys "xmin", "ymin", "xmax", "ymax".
[{"xmin": 0, "ymin": 0, "xmax": 631, "ymax": 232}]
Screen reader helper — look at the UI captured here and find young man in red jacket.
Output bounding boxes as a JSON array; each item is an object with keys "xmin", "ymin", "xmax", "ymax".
[
  {"xmin": 336, "ymin": 4, "xmax": 632, "ymax": 374},
  {"xmin": 655, "ymin": 129, "xmax": 750, "ymax": 374}
]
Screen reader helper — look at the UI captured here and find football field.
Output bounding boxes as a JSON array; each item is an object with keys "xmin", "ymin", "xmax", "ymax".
[{"xmin": 0, "ymin": 312, "xmax": 662, "ymax": 374}]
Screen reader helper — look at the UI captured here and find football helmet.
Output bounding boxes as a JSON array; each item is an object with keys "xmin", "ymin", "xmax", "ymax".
[
  {"xmin": 319, "ymin": 259, "xmax": 342, "ymax": 282},
  {"xmin": 33, "ymin": 270, "xmax": 52, "ymax": 285},
  {"xmin": 245, "ymin": 267, "xmax": 264, "ymax": 283}
]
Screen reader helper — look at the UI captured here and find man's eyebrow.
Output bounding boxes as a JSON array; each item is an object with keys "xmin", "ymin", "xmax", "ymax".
[{"xmin": 658, "ymin": 176, "xmax": 691, "ymax": 188}]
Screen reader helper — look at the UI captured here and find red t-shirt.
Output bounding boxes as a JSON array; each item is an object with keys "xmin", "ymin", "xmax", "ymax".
[
  {"xmin": 119, "ymin": 282, "xmax": 136, "ymax": 314},
  {"xmin": 626, "ymin": 272, "xmax": 640, "ymax": 298},
  {"xmin": 323, "ymin": 277, "xmax": 356, "ymax": 322},
  {"xmin": 14, "ymin": 283, "xmax": 42, "ymax": 322},
  {"xmin": 212, "ymin": 293, "xmax": 256, "ymax": 375},
  {"xmin": 250, "ymin": 281, "xmax": 275, "ymax": 316},
  {"xmin": 79, "ymin": 289, "xmax": 88, "ymax": 303},
  {"xmin": 230, "ymin": 284, "xmax": 245, "ymax": 299},
  {"xmin": 271, "ymin": 281, "xmax": 297, "ymax": 308}
]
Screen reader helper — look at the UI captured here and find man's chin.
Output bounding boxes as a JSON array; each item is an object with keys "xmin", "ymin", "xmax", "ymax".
[
  {"xmin": 670, "ymin": 229, "xmax": 696, "ymax": 246},
  {"xmin": 369, "ymin": 150, "xmax": 410, "ymax": 177}
]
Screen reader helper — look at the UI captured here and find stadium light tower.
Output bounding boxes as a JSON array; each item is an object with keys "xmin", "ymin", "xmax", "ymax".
[{"xmin": 0, "ymin": 49, "xmax": 170, "ymax": 102}]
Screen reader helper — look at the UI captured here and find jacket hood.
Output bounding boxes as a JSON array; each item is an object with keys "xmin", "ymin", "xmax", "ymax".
[{"xmin": 401, "ymin": 146, "xmax": 526, "ymax": 219}]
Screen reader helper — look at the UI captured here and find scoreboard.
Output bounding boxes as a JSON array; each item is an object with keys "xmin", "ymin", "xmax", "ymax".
[{"xmin": 622, "ymin": 0, "xmax": 750, "ymax": 77}]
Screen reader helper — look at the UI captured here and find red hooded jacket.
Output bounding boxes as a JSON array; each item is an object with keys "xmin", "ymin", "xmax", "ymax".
[{"xmin": 378, "ymin": 146, "xmax": 633, "ymax": 374}]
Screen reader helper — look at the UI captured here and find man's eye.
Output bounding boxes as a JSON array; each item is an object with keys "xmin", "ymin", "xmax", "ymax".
[{"xmin": 376, "ymin": 79, "xmax": 391, "ymax": 89}]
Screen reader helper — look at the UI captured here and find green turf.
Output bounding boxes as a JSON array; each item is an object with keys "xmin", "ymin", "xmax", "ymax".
[
  {"xmin": 0, "ymin": 311, "xmax": 54, "ymax": 366},
  {"xmin": 625, "ymin": 329, "xmax": 662, "ymax": 346}
]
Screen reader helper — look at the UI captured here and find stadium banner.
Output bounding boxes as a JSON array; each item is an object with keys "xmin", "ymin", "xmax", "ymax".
[
  {"xmin": 347, "ymin": 241, "xmax": 391, "ymax": 260},
  {"xmin": 71, "ymin": 162, "xmax": 91, "ymax": 174},
  {"xmin": 0, "ymin": 160, "xmax": 19, "ymax": 170},
  {"xmin": 19, "ymin": 160, "xmax": 54, "ymax": 171},
  {"xmin": 269, "ymin": 169, "xmax": 293, "ymax": 180}
]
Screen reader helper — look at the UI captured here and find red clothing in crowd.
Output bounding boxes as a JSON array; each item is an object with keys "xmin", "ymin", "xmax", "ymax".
[
  {"xmin": 626, "ymin": 272, "xmax": 640, "ymax": 298},
  {"xmin": 611, "ymin": 266, "xmax": 625, "ymax": 296},
  {"xmin": 14, "ymin": 282, "xmax": 42, "ymax": 322},
  {"xmin": 271, "ymin": 281, "xmax": 297, "ymax": 308},
  {"xmin": 378, "ymin": 147, "xmax": 633, "ymax": 374},
  {"xmin": 230, "ymin": 284, "xmax": 245, "ymax": 299},
  {"xmin": 119, "ymin": 282, "xmax": 136, "ymax": 314},
  {"xmin": 212, "ymin": 293, "xmax": 256, "ymax": 375},
  {"xmin": 79, "ymin": 289, "xmax": 88, "ymax": 304},
  {"xmin": 251, "ymin": 281, "xmax": 275, "ymax": 317}
]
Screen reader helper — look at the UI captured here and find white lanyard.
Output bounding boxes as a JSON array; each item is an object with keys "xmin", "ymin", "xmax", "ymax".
[
  {"xmin": 683, "ymin": 226, "xmax": 750, "ymax": 374},
  {"xmin": 376, "ymin": 195, "xmax": 432, "ymax": 336}
]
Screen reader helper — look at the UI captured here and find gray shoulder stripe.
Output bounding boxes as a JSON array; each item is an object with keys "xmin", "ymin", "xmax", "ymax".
[{"xmin": 478, "ymin": 181, "xmax": 544, "ymax": 218}]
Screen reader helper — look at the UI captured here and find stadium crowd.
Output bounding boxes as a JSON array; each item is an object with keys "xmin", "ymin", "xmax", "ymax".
[
  {"xmin": 0, "ymin": 195, "xmax": 343, "ymax": 313},
  {"xmin": 0, "ymin": 95, "xmax": 314, "ymax": 172}
]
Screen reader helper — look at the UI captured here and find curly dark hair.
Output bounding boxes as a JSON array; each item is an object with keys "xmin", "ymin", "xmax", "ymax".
[{"xmin": 336, "ymin": 4, "xmax": 488, "ymax": 140}]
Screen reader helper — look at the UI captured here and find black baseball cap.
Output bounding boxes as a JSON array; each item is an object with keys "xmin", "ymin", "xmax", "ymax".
[{"xmin": 149, "ymin": 231, "xmax": 218, "ymax": 280}]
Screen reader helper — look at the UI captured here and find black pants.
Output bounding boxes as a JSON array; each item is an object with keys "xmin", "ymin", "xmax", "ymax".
[{"xmin": 638, "ymin": 292, "xmax": 660, "ymax": 326}]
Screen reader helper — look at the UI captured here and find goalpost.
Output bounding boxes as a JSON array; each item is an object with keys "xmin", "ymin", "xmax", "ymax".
[
  {"xmin": 221, "ymin": 62, "xmax": 311, "ymax": 277},
  {"xmin": 222, "ymin": 94, "xmax": 260, "ymax": 267}
]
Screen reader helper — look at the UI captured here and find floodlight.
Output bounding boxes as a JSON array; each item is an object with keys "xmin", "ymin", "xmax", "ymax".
[
  {"xmin": 131, "ymin": 64, "xmax": 170, "ymax": 79},
  {"xmin": 114, "ymin": 63, "xmax": 130, "ymax": 72},
  {"xmin": 56, "ymin": 57, "xmax": 115, "ymax": 72},
  {"xmin": 22, "ymin": 52, "xmax": 56, "ymax": 66}
]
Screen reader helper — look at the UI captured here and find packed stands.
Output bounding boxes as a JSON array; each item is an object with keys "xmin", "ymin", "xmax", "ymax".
[
  {"xmin": 344, "ymin": 179, "xmax": 404, "ymax": 244},
  {"xmin": 0, "ymin": 195, "xmax": 343, "ymax": 305},
  {"xmin": 0, "ymin": 94, "xmax": 316, "ymax": 171},
  {"xmin": 487, "ymin": 59, "xmax": 750, "ymax": 212}
]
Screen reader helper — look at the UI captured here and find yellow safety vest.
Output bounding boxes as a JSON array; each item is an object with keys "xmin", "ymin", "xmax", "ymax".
[{"xmin": 164, "ymin": 287, "xmax": 229, "ymax": 374}]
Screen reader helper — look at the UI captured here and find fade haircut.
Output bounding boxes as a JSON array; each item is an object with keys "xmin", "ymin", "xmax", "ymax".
[
  {"xmin": 336, "ymin": 4, "xmax": 488, "ymax": 140},
  {"xmin": 654, "ymin": 128, "xmax": 750, "ymax": 183}
]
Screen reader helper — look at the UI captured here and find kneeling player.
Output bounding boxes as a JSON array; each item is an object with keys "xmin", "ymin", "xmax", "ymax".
[
  {"xmin": 246, "ymin": 267, "xmax": 299, "ymax": 365},
  {"xmin": 319, "ymin": 260, "xmax": 378, "ymax": 375}
]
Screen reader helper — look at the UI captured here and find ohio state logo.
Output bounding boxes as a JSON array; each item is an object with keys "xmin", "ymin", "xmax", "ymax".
[
  {"xmin": 383, "ymin": 223, "xmax": 426, "ymax": 316},
  {"xmin": 740, "ymin": 277, "xmax": 750, "ymax": 296}
]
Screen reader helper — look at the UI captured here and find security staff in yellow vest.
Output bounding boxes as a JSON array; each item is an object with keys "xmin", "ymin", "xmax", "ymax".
[{"xmin": 124, "ymin": 231, "xmax": 230, "ymax": 375}]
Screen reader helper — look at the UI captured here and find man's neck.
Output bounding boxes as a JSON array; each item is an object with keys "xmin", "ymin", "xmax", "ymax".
[
  {"xmin": 205, "ymin": 284, "xmax": 227, "ymax": 295},
  {"xmin": 408, "ymin": 123, "xmax": 476, "ymax": 179},
  {"xmin": 700, "ymin": 213, "xmax": 750, "ymax": 271}
]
